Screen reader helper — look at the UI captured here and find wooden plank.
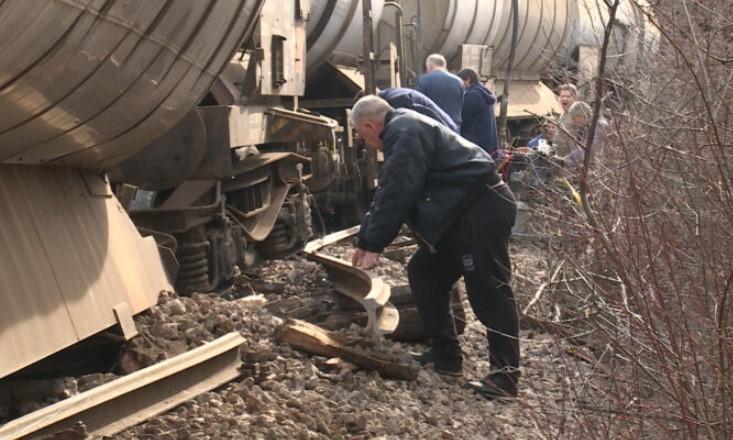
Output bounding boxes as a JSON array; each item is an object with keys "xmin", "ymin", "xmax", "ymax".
[{"xmin": 276, "ymin": 319, "xmax": 417, "ymax": 381}]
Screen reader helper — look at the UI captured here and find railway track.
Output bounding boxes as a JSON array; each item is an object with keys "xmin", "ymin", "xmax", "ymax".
[
  {"xmin": 303, "ymin": 226, "xmax": 400, "ymax": 337},
  {"xmin": 0, "ymin": 227, "xmax": 397, "ymax": 439}
]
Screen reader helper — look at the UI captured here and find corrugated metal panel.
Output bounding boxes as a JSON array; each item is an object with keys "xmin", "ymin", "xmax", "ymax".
[
  {"xmin": 0, "ymin": 0, "xmax": 265, "ymax": 170},
  {"xmin": 0, "ymin": 164, "xmax": 171, "ymax": 378}
]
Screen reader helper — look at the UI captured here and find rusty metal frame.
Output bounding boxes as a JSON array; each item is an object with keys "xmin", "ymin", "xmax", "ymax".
[
  {"xmin": 304, "ymin": 226, "xmax": 399, "ymax": 337},
  {"xmin": 0, "ymin": 333, "xmax": 245, "ymax": 439}
]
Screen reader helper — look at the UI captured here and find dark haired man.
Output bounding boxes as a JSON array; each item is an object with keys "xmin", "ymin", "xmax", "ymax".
[{"xmin": 456, "ymin": 68, "xmax": 498, "ymax": 154}]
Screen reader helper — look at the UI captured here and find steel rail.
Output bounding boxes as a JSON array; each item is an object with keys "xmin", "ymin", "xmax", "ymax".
[
  {"xmin": 0, "ymin": 333, "xmax": 245, "ymax": 439},
  {"xmin": 304, "ymin": 226, "xmax": 399, "ymax": 337}
]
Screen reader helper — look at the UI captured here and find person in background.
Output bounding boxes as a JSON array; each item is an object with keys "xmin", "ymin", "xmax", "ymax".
[
  {"xmin": 456, "ymin": 68, "xmax": 498, "ymax": 154},
  {"xmin": 527, "ymin": 120, "xmax": 556, "ymax": 155},
  {"xmin": 415, "ymin": 54, "xmax": 464, "ymax": 129},
  {"xmin": 350, "ymin": 95, "xmax": 520, "ymax": 401},
  {"xmin": 553, "ymin": 84, "xmax": 580, "ymax": 152},
  {"xmin": 557, "ymin": 83, "xmax": 578, "ymax": 114},
  {"xmin": 554, "ymin": 101, "xmax": 608, "ymax": 168},
  {"xmin": 376, "ymin": 87, "xmax": 459, "ymax": 133}
]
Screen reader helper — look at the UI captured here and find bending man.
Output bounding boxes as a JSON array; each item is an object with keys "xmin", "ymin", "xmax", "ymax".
[{"xmin": 350, "ymin": 95, "xmax": 520, "ymax": 400}]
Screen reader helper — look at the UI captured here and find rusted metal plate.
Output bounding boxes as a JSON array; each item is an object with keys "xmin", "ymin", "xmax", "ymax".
[
  {"xmin": 0, "ymin": 165, "xmax": 171, "ymax": 379},
  {"xmin": 0, "ymin": 0, "xmax": 266, "ymax": 170},
  {"xmin": 0, "ymin": 333, "xmax": 245, "ymax": 439}
]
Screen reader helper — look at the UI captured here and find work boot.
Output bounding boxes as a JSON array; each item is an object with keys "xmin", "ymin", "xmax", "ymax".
[
  {"xmin": 465, "ymin": 370, "xmax": 520, "ymax": 401},
  {"xmin": 411, "ymin": 349, "xmax": 463, "ymax": 377}
]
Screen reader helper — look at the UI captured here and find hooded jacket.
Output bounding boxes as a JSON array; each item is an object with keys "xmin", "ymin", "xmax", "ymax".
[
  {"xmin": 357, "ymin": 108, "xmax": 500, "ymax": 253},
  {"xmin": 378, "ymin": 88, "xmax": 459, "ymax": 133},
  {"xmin": 461, "ymin": 82, "xmax": 498, "ymax": 154}
]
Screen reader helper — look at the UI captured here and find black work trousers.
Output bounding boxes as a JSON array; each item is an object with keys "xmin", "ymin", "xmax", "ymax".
[{"xmin": 407, "ymin": 184, "xmax": 519, "ymax": 372}]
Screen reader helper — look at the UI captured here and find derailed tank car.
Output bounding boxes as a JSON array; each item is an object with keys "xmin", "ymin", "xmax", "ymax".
[
  {"xmin": 0, "ymin": 0, "xmax": 267, "ymax": 380},
  {"xmin": 0, "ymin": 0, "xmax": 656, "ymax": 381},
  {"xmin": 112, "ymin": 0, "xmax": 386, "ymax": 292},
  {"xmin": 114, "ymin": 0, "xmax": 658, "ymax": 292}
]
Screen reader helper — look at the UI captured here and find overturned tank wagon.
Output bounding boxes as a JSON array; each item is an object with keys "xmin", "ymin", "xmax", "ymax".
[{"xmin": 0, "ymin": 0, "xmax": 267, "ymax": 380}]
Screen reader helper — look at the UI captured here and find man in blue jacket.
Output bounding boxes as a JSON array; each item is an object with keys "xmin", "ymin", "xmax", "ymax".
[
  {"xmin": 415, "ymin": 54, "xmax": 464, "ymax": 129},
  {"xmin": 457, "ymin": 68, "xmax": 498, "ymax": 154},
  {"xmin": 377, "ymin": 87, "xmax": 458, "ymax": 133},
  {"xmin": 350, "ymin": 95, "xmax": 520, "ymax": 401}
]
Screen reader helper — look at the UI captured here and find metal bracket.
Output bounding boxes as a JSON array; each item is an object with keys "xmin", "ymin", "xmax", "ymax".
[{"xmin": 113, "ymin": 302, "xmax": 139, "ymax": 340}]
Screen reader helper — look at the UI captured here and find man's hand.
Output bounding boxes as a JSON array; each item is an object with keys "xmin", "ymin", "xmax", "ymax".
[{"xmin": 351, "ymin": 248, "xmax": 381, "ymax": 270}]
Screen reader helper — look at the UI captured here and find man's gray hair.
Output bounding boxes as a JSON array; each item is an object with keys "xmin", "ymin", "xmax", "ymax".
[
  {"xmin": 351, "ymin": 95, "xmax": 394, "ymax": 125},
  {"xmin": 426, "ymin": 53, "xmax": 447, "ymax": 68},
  {"xmin": 568, "ymin": 101, "xmax": 592, "ymax": 121}
]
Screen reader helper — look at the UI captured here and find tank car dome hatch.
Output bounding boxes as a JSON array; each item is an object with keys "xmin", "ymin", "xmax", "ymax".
[{"xmin": 307, "ymin": 0, "xmax": 386, "ymax": 72}]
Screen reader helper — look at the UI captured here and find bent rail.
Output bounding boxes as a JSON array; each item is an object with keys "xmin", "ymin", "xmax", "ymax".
[{"xmin": 304, "ymin": 226, "xmax": 399, "ymax": 337}]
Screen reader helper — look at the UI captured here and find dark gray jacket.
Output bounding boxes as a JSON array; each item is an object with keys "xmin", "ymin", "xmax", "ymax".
[{"xmin": 357, "ymin": 109, "xmax": 500, "ymax": 253}]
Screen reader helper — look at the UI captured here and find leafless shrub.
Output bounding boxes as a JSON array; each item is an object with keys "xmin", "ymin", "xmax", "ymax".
[{"xmin": 523, "ymin": 0, "xmax": 733, "ymax": 438}]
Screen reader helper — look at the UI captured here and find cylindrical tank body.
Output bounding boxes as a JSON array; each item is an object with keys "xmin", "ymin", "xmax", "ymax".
[
  {"xmin": 0, "ymin": 0, "xmax": 264, "ymax": 170},
  {"xmin": 307, "ymin": 0, "xmax": 385, "ymax": 71},
  {"xmin": 574, "ymin": 0, "xmax": 659, "ymax": 68},
  {"xmin": 385, "ymin": 0, "xmax": 578, "ymax": 80}
]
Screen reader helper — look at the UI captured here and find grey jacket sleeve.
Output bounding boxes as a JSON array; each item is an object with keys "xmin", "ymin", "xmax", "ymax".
[{"xmin": 357, "ymin": 128, "xmax": 431, "ymax": 252}]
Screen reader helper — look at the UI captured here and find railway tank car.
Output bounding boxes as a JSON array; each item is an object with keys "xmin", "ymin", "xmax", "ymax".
[
  {"xmin": 374, "ymin": 0, "xmax": 657, "ymax": 132},
  {"xmin": 111, "ymin": 0, "xmax": 388, "ymax": 294},
  {"xmin": 0, "ymin": 0, "xmax": 267, "ymax": 380},
  {"xmin": 0, "ymin": 0, "xmax": 655, "ymax": 381}
]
